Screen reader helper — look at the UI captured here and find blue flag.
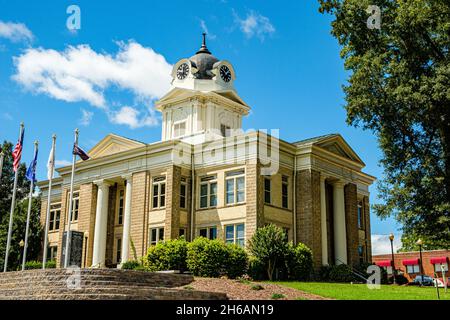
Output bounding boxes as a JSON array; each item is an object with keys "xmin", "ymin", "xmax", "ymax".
[{"xmin": 26, "ymin": 147, "xmax": 38, "ymax": 182}]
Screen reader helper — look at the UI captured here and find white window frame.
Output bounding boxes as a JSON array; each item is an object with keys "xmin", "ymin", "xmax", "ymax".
[
  {"xmin": 281, "ymin": 176, "xmax": 289, "ymax": 209},
  {"xmin": 406, "ymin": 264, "xmax": 420, "ymax": 274},
  {"xmin": 221, "ymin": 124, "xmax": 231, "ymax": 137},
  {"xmin": 434, "ymin": 263, "xmax": 449, "ymax": 272},
  {"xmin": 264, "ymin": 178, "xmax": 271, "ymax": 204},
  {"xmin": 47, "ymin": 246, "xmax": 58, "ymax": 261},
  {"xmin": 152, "ymin": 177, "xmax": 166, "ymax": 209},
  {"xmin": 198, "ymin": 226, "xmax": 217, "ymax": 240},
  {"xmin": 199, "ymin": 176, "xmax": 217, "ymax": 209},
  {"xmin": 67, "ymin": 191, "xmax": 80, "ymax": 222},
  {"xmin": 225, "ymin": 170, "xmax": 245, "ymax": 205},
  {"xmin": 115, "ymin": 237, "xmax": 122, "ymax": 264},
  {"xmin": 173, "ymin": 120, "xmax": 186, "ymax": 138},
  {"xmin": 180, "ymin": 180, "xmax": 187, "ymax": 209},
  {"xmin": 49, "ymin": 203, "xmax": 61, "ymax": 232},
  {"xmin": 149, "ymin": 227, "xmax": 165, "ymax": 245},
  {"xmin": 357, "ymin": 202, "xmax": 364, "ymax": 229},
  {"xmin": 117, "ymin": 189, "xmax": 124, "ymax": 225},
  {"xmin": 225, "ymin": 223, "xmax": 245, "ymax": 247}
]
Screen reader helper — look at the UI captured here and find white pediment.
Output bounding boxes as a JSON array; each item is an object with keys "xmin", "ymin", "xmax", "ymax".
[
  {"xmin": 315, "ymin": 135, "xmax": 365, "ymax": 166},
  {"xmin": 88, "ymin": 134, "xmax": 145, "ymax": 159}
]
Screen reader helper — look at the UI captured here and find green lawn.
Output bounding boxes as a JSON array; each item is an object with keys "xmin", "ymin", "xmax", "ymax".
[{"xmin": 271, "ymin": 282, "xmax": 450, "ymax": 300}]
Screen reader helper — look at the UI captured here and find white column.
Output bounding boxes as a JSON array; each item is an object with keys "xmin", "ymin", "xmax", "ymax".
[
  {"xmin": 333, "ymin": 181, "xmax": 347, "ymax": 265},
  {"xmin": 92, "ymin": 180, "xmax": 110, "ymax": 268},
  {"xmin": 320, "ymin": 176, "xmax": 328, "ymax": 266},
  {"xmin": 120, "ymin": 175, "xmax": 133, "ymax": 266}
]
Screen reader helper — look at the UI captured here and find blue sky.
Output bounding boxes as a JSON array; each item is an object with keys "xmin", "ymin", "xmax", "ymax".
[{"xmin": 0, "ymin": 0, "xmax": 402, "ymax": 251}]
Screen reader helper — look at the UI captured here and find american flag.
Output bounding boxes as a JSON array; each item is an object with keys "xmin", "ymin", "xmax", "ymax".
[{"xmin": 12, "ymin": 128, "xmax": 24, "ymax": 172}]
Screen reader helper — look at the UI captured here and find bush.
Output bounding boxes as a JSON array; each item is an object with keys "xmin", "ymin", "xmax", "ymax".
[
  {"xmin": 143, "ymin": 237, "xmax": 188, "ymax": 272},
  {"xmin": 187, "ymin": 238, "xmax": 229, "ymax": 277},
  {"xmin": 121, "ymin": 260, "xmax": 142, "ymax": 270},
  {"xmin": 247, "ymin": 255, "xmax": 267, "ymax": 280},
  {"xmin": 225, "ymin": 244, "xmax": 248, "ymax": 278},
  {"xmin": 248, "ymin": 224, "xmax": 289, "ymax": 280},
  {"xmin": 285, "ymin": 243, "xmax": 313, "ymax": 281},
  {"xmin": 23, "ymin": 260, "xmax": 56, "ymax": 270}
]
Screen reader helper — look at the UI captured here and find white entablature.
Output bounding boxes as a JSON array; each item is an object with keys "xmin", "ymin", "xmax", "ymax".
[{"xmin": 154, "ymin": 34, "xmax": 251, "ymax": 144}]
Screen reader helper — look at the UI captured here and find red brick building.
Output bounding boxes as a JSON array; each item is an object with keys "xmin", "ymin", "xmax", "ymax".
[{"xmin": 373, "ymin": 250, "xmax": 450, "ymax": 282}]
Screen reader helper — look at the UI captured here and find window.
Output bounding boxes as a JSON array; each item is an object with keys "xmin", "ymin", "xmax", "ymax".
[
  {"xmin": 434, "ymin": 263, "xmax": 449, "ymax": 272},
  {"xmin": 221, "ymin": 124, "xmax": 231, "ymax": 137},
  {"xmin": 152, "ymin": 177, "xmax": 166, "ymax": 209},
  {"xmin": 199, "ymin": 176, "xmax": 217, "ymax": 208},
  {"xmin": 180, "ymin": 179, "xmax": 187, "ymax": 209},
  {"xmin": 264, "ymin": 178, "xmax": 271, "ymax": 204},
  {"xmin": 358, "ymin": 245, "xmax": 364, "ymax": 264},
  {"xmin": 357, "ymin": 202, "xmax": 364, "ymax": 229},
  {"xmin": 226, "ymin": 170, "xmax": 245, "ymax": 205},
  {"xmin": 117, "ymin": 190, "xmax": 124, "ymax": 225},
  {"xmin": 199, "ymin": 226, "xmax": 217, "ymax": 240},
  {"xmin": 173, "ymin": 121, "xmax": 186, "ymax": 138},
  {"xmin": 116, "ymin": 238, "xmax": 122, "ymax": 264},
  {"xmin": 47, "ymin": 246, "xmax": 58, "ymax": 261},
  {"xmin": 49, "ymin": 204, "xmax": 61, "ymax": 231},
  {"xmin": 282, "ymin": 176, "xmax": 289, "ymax": 209},
  {"xmin": 225, "ymin": 224, "xmax": 245, "ymax": 247},
  {"xmin": 406, "ymin": 264, "xmax": 420, "ymax": 274},
  {"xmin": 282, "ymin": 227, "xmax": 289, "ymax": 242},
  {"xmin": 179, "ymin": 228, "xmax": 186, "ymax": 238},
  {"xmin": 68, "ymin": 191, "xmax": 79, "ymax": 221},
  {"xmin": 150, "ymin": 227, "xmax": 165, "ymax": 245}
]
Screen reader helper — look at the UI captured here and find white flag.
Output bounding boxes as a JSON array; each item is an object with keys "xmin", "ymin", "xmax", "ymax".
[{"xmin": 47, "ymin": 143, "xmax": 55, "ymax": 180}]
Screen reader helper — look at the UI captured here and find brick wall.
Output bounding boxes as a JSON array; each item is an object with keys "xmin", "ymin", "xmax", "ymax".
[
  {"xmin": 344, "ymin": 183, "xmax": 359, "ymax": 266},
  {"xmin": 296, "ymin": 169, "xmax": 322, "ymax": 268},
  {"xmin": 129, "ymin": 171, "xmax": 149, "ymax": 259},
  {"xmin": 363, "ymin": 196, "xmax": 372, "ymax": 262},
  {"xmin": 105, "ymin": 185, "xmax": 117, "ymax": 266},
  {"xmin": 77, "ymin": 183, "xmax": 97, "ymax": 268},
  {"xmin": 165, "ymin": 165, "xmax": 181, "ymax": 240},
  {"xmin": 245, "ymin": 161, "xmax": 264, "ymax": 243}
]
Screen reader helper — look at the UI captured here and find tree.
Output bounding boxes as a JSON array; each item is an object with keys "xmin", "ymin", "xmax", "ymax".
[
  {"xmin": 248, "ymin": 224, "xmax": 288, "ymax": 281},
  {"xmin": 0, "ymin": 141, "xmax": 42, "ymax": 270},
  {"xmin": 318, "ymin": 0, "xmax": 450, "ymax": 249}
]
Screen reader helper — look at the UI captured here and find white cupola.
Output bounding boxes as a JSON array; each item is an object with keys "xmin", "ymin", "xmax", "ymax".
[{"xmin": 155, "ymin": 34, "xmax": 250, "ymax": 144}]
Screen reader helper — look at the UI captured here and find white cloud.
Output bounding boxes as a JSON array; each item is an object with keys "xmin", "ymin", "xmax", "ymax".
[
  {"xmin": 79, "ymin": 108, "xmax": 93, "ymax": 126},
  {"xmin": 200, "ymin": 20, "xmax": 217, "ymax": 40},
  {"xmin": 109, "ymin": 106, "xmax": 158, "ymax": 129},
  {"xmin": 55, "ymin": 160, "xmax": 72, "ymax": 167},
  {"xmin": 12, "ymin": 41, "xmax": 172, "ymax": 128},
  {"xmin": 371, "ymin": 234, "xmax": 402, "ymax": 255},
  {"xmin": 233, "ymin": 10, "xmax": 275, "ymax": 41},
  {"xmin": 0, "ymin": 21, "xmax": 33, "ymax": 43}
]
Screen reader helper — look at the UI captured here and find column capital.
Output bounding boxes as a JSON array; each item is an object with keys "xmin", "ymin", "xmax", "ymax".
[
  {"xmin": 93, "ymin": 179, "xmax": 112, "ymax": 188},
  {"xmin": 121, "ymin": 173, "xmax": 133, "ymax": 181},
  {"xmin": 332, "ymin": 180, "xmax": 346, "ymax": 188},
  {"xmin": 320, "ymin": 174, "xmax": 327, "ymax": 182}
]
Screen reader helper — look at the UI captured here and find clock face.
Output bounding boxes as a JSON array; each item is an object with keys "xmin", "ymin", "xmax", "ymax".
[
  {"xmin": 176, "ymin": 63, "xmax": 189, "ymax": 80},
  {"xmin": 220, "ymin": 65, "xmax": 232, "ymax": 83}
]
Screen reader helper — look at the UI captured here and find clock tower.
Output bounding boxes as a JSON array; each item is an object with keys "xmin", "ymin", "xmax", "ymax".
[{"xmin": 155, "ymin": 34, "xmax": 250, "ymax": 144}]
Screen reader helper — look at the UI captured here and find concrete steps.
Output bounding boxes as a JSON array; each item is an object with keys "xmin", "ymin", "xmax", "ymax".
[{"xmin": 0, "ymin": 269, "xmax": 227, "ymax": 300}]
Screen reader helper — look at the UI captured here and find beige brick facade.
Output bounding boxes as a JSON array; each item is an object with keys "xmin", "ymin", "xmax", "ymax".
[
  {"xmin": 344, "ymin": 183, "xmax": 359, "ymax": 266},
  {"xmin": 296, "ymin": 169, "xmax": 322, "ymax": 268},
  {"xmin": 129, "ymin": 171, "xmax": 149, "ymax": 258}
]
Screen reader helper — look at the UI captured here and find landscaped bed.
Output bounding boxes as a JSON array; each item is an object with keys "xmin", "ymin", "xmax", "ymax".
[{"xmin": 177, "ymin": 278, "xmax": 330, "ymax": 300}]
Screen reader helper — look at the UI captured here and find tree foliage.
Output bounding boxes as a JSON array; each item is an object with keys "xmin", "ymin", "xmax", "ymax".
[
  {"xmin": 0, "ymin": 141, "xmax": 42, "ymax": 270},
  {"xmin": 319, "ymin": 0, "xmax": 450, "ymax": 249}
]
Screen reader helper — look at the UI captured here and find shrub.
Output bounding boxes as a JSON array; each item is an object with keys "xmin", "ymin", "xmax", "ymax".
[
  {"xmin": 121, "ymin": 260, "xmax": 142, "ymax": 270},
  {"xmin": 285, "ymin": 243, "xmax": 313, "ymax": 281},
  {"xmin": 225, "ymin": 244, "xmax": 248, "ymax": 278},
  {"xmin": 23, "ymin": 260, "xmax": 56, "ymax": 270},
  {"xmin": 271, "ymin": 293, "xmax": 285, "ymax": 300},
  {"xmin": 247, "ymin": 255, "xmax": 267, "ymax": 280},
  {"xmin": 319, "ymin": 264, "xmax": 362, "ymax": 283},
  {"xmin": 143, "ymin": 237, "xmax": 188, "ymax": 272},
  {"xmin": 248, "ymin": 224, "xmax": 288, "ymax": 280},
  {"xmin": 187, "ymin": 238, "xmax": 229, "ymax": 277}
]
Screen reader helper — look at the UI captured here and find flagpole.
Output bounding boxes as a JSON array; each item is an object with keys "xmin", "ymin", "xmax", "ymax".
[
  {"xmin": 22, "ymin": 140, "xmax": 38, "ymax": 271},
  {"xmin": 64, "ymin": 129, "xmax": 78, "ymax": 268},
  {"xmin": 42, "ymin": 134, "xmax": 56, "ymax": 269},
  {"xmin": 0, "ymin": 151, "xmax": 4, "ymax": 182},
  {"xmin": 3, "ymin": 122, "xmax": 24, "ymax": 272}
]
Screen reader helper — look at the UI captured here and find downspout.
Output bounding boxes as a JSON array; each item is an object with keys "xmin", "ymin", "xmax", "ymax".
[
  {"xmin": 190, "ymin": 152, "xmax": 195, "ymax": 241},
  {"xmin": 293, "ymin": 155, "xmax": 297, "ymax": 244}
]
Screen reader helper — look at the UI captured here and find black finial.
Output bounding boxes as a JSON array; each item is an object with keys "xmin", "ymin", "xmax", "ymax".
[{"xmin": 196, "ymin": 33, "xmax": 211, "ymax": 54}]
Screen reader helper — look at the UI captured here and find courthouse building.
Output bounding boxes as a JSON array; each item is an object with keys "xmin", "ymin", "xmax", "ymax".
[{"xmin": 38, "ymin": 36, "xmax": 376, "ymax": 269}]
